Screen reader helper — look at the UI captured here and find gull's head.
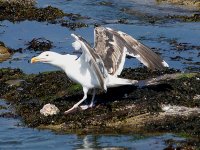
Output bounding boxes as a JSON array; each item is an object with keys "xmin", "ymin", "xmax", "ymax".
[{"xmin": 31, "ymin": 51, "xmax": 61, "ymax": 64}]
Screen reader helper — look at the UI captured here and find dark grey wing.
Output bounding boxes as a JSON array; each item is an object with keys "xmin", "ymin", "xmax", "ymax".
[
  {"xmin": 94, "ymin": 27, "xmax": 169, "ymax": 76},
  {"xmin": 71, "ymin": 34, "xmax": 107, "ymax": 91}
]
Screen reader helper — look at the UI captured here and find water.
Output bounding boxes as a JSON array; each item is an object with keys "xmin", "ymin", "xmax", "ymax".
[
  {"xmin": 0, "ymin": 0, "xmax": 199, "ymax": 149},
  {"xmin": 0, "ymin": 99, "xmax": 185, "ymax": 149},
  {"xmin": 0, "ymin": 21, "xmax": 199, "ymax": 73}
]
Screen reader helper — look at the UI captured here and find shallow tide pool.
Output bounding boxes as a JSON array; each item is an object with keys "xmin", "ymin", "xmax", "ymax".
[{"xmin": 0, "ymin": 99, "xmax": 185, "ymax": 150}]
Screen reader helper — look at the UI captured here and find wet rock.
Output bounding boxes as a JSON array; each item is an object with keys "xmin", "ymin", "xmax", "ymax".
[
  {"xmin": 167, "ymin": 14, "xmax": 200, "ymax": 22},
  {"xmin": 5, "ymin": 79, "xmax": 26, "ymax": 87},
  {"xmin": 164, "ymin": 138, "xmax": 200, "ymax": 150},
  {"xmin": 170, "ymin": 56, "xmax": 183, "ymax": 61},
  {"xmin": 26, "ymin": 38, "xmax": 53, "ymax": 51},
  {"xmin": 0, "ymin": 105, "xmax": 6, "ymax": 110},
  {"xmin": 120, "ymin": 8, "xmax": 161, "ymax": 24},
  {"xmin": 98, "ymin": 1, "xmax": 113, "ymax": 6},
  {"xmin": 120, "ymin": 67, "xmax": 180, "ymax": 80},
  {"xmin": 121, "ymin": 6, "xmax": 200, "ymax": 24},
  {"xmin": 0, "ymin": 1, "xmax": 64, "ymax": 22},
  {"xmin": 40, "ymin": 103, "xmax": 60, "ymax": 116},
  {"xmin": 0, "ymin": 112, "xmax": 18, "ymax": 118},
  {"xmin": 65, "ymin": 13, "xmax": 90, "ymax": 21},
  {"xmin": 185, "ymin": 66, "xmax": 200, "ymax": 72},
  {"xmin": 145, "ymin": 114, "xmax": 200, "ymax": 138},
  {"xmin": 61, "ymin": 21, "xmax": 88, "ymax": 30},
  {"xmin": 0, "ymin": 1, "xmax": 89, "ymax": 29},
  {"xmin": 193, "ymin": 94, "xmax": 200, "ymax": 100},
  {"xmin": 162, "ymin": 105, "xmax": 200, "ymax": 116},
  {"xmin": 0, "ymin": 42, "xmax": 12, "ymax": 62},
  {"xmin": 168, "ymin": 39, "xmax": 200, "ymax": 51},
  {"xmin": 118, "ymin": 18, "xmax": 128, "ymax": 24},
  {"xmin": 170, "ymin": 56, "xmax": 193, "ymax": 62},
  {"xmin": 0, "ymin": 0, "xmax": 36, "ymax": 6},
  {"xmin": 156, "ymin": 0, "xmax": 200, "ymax": 10},
  {"xmin": 0, "ymin": 68, "xmax": 24, "ymax": 82},
  {"xmin": 0, "ymin": 68, "xmax": 199, "ymax": 137}
]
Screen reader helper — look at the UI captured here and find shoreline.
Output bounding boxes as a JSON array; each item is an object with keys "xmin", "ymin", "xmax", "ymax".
[
  {"xmin": 0, "ymin": 68, "xmax": 199, "ymax": 138},
  {"xmin": 156, "ymin": 0, "xmax": 200, "ymax": 10}
]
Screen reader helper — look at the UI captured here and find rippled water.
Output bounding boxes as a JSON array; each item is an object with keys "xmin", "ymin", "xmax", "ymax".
[
  {"xmin": 0, "ymin": 21, "xmax": 199, "ymax": 73},
  {"xmin": 0, "ymin": 99, "xmax": 185, "ymax": 150},
  {"xmin": 0, "ymin": 0, "xmax": 199, "ymax": 149}
]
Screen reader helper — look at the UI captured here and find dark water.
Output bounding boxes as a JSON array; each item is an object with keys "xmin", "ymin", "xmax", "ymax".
[{"xmin": 0, "ymin": 0, "xmax": 199, "ymax": 149}]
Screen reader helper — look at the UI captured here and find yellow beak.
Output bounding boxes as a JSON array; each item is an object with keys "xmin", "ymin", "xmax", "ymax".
[{"xmin": 31, "ymin": 57, "xmax": 40, "ymax": 63}]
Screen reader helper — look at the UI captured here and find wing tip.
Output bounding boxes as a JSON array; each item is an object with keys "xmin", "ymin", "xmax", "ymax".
[
  {"xmin": 162, "ymin": 60, "xmax": 169, "ymax": 68},
  {"xmin": 71, "ymin": 33, "xmax": 79, "ymax": 40}
]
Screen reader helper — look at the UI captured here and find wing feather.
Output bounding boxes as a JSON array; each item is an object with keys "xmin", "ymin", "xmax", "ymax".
[
  {"xmin": 71, "ymin": 34, "xmax": 107, "ymax": 91},
  {"xmin": 94, "ymin": 27, "xmax": 169, "ymax": 76}
]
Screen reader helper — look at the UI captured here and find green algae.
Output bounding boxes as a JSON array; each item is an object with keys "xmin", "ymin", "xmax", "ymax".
[
  {"xmin": 177, "ymin": 73, "xmax": 197, "ymax": 79},
  {"xmin": 67, "ymin": 84, "xmax": 82, "ymax": 95}
]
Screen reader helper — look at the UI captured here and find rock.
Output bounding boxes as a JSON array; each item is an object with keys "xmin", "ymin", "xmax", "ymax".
[
  {"xmin": 1, "ymin": 68, "xmax": 200, "ymax": 136},
  {"xmin": 0, "ymin": 0, "xmax": 36, "ymax": 6},
  {"xmin": 98, "ymin": 1, "xmax": 113, "ymax": 6},
  {"xmin": 0, "ymin": 45, "xmax": 11, "ymax": 62},
  {"xmin": 5, "ymin": 79, "xmax": 25, "ymax": 87},
  {"xmin": 162, "ymin": 104, "xmax": 200, "ymax": 116},
  {"xmin": 40, "ymin": 103, "xmax": 60, "ymax": 116},
  {"xmin": 193, "ymin": 94, "xmax": 200, "ymax": 100},
  {"xmin": 26, "ymin": 38, "xmax": 53, "ymax": 51},
  {"xmin": 156, "ymin": 0, "xmax": 200, "ymax": 10},
  {"xmin": 0, "ymin": 1, "xmax": 88, "ymax": 29}
]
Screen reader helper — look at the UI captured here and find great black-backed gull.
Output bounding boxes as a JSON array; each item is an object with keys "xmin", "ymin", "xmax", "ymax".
[{"xmin": 31, "ymin": 27, "xmax": 168, "ymax": 114}]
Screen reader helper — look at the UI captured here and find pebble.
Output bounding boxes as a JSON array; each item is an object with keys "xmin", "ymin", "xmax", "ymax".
[
  {"xmin": 40, "ymin": 103, "xmax": 60, "ymax": 116},
  {"xmin": 0, "ymin": 46, "xmax": 11, "ymax": 62}
]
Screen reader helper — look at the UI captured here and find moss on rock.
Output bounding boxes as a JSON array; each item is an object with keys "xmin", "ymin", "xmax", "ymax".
[
  {"xmin": 156, "ymin": 0, "xmax": 200, "ymax": 10},
  {"xmin": 0, "ymin": 0, "xmax": 88, "ymax": 29},
  {"xmin": 0, "ymin": 67, "xmax": 199, "ymax": 137}
]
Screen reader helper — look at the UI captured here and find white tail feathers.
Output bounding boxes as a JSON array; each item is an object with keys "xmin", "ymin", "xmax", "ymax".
[{"xmin": 107, "ymin": 75, "xmax": 138, "ymax": 88}]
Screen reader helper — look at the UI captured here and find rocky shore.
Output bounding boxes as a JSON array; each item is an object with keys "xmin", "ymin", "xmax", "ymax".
[
  {"xmin": 0, "ymin": 0, "xmax": 88, "ymax": 29},
  {"xmin": 0, "ymin": 67, "xmax": 199, "ymax": 140},
  {"xmin": 0, "ymin": 0, "xmax": 200, "ymax": 148},
  {"xmin": 156, "ymin": 0, "xmax": 200, "ymax": 10}
]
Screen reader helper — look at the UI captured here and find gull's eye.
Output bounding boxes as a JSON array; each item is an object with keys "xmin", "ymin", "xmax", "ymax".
[{"xmin": 46, "ymin": 54, "xmax": 49, "ymax": 56}]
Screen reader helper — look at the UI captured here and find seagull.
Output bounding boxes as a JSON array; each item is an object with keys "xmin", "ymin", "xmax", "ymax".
[{"xmin": 31, "ymin": 27, "xmax": 169, "ymax": 114}]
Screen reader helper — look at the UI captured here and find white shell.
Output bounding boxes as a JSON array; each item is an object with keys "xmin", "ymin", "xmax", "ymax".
[{"xmin": 40, "ymin": 103, "xmax": 60, "ymax": 116}]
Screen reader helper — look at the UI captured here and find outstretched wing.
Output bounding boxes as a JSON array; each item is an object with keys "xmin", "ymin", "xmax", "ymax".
[
  {"xmin": 94, "ymin": 27, "xmax": 169, "ymax": 76},
  {"xmin": 71, "ymin": 34, "xmax": 108, "ymax": 91}
]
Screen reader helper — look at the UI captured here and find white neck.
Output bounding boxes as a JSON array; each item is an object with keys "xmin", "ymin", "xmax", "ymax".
[{"xmin": 50, "ymin": 54, "xmax": 78, "ymax": 71}]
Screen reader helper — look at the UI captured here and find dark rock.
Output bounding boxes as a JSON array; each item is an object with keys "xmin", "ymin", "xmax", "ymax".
[
  {"xmin": 0, "ymin": 1, "xmax": 89, "ymax": 29},
  {"xmin": 26, "ymin": 38, "xmax": 53, "ymax": 51},
  {"xmin": 118, "ymin": 18, "xmax": 128, "ymax": 24},
  {"xmin": 167, "ymin": 14, "xmax": 200, "ymax": 22},
  {"xmin": 0, "ymin": 112, "xmax": 18, "ymax": 119},
  {"xmin": 60, "ymin": 21, "xmax": 88, "ymax": 30},
  {"xmin": 0, "ymin": 67, "xmax": 199, "ymax": 137},
  {"xmin": 98, "ymin": 1, "xmax": 113, "ymax": 6}
]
